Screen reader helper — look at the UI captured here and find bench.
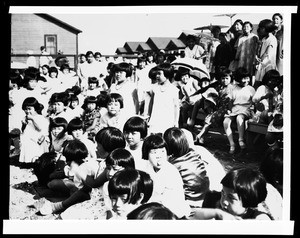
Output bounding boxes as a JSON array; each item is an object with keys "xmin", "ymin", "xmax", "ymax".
[{"xmin": 245, "ymin": 121, "xmax": 268, "ymax": 149}]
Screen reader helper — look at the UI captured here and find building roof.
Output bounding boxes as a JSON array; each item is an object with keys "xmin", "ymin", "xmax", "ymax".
[
  {"xmin": 146, "ymin": 37, "xmax": 179, "ymax": 51},
  {"xmin": 166, "ymin": 39, "xmax": 186, "ymax": 50},
  {"xmin": 124, "ymin": 42, "xmax": 144, "ymax": 53},
  {"xmin": 178, "ymin": 32, "xmax": 190, "ymax": 44},
  {"xmin": 136, "ymin": 42, "xmax": 152, "ymax": 52},
  {"xmin": 115, "ymin": 47, "xmax": 128, "ymax": 54},
  {"xmin": 35, "ymin": 14, "xmax": 82, "ymax": 34}
]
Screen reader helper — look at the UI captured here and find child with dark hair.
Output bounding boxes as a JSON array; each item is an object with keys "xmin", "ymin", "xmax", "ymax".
[
  {"xmin": 223, "ymin": 67, "xmax": 255, "ymax": 153},
  {"xmin": 19, "ymin": 97, "xmax": 49, "ymax": 165},
  {"xmin": 147, "ymin": 62, "xmax": 180, "ymax": 134},
  {"xmin": 48, "ymin": 92, "xmax": 73, "ymax": 122},
  {"xmin": 190, "ymin": 166, "xmax": 271, "ymax": 220},
  {"xmin": 58, "ymin": 63, "xmax": 79, "ymax": 91},
  {"xmin": 14, "ymin": 69, "xmax": 46, "ymax": 115},
  {"xmin": 163, "ymin": 127, "xmax": 210, "ymax": 207},
  {"xmin": 39, "ymin": 139, "xmax": 98, "ymax": 215},
  {"xmin": 96, "ymin": 93, "xmax": 128, "ymax": 131},
  {"xmin": 127, "ymin": 202, "xmax": 178, "ymax": 220},
  {"xmin": 67, "ymin": 117, "xmax": 97, "ymax": 160},
  {"xmin": 234, "ymin": 21, "xmax": 259, "ymax": 77},
  {"xmin": 108, "ymin": 169, "xmax": 153, "ymax": 219},
  {"xmin": 68, "ymin": 94, "xmax": 84, "ymax": 119},
  {"xmin": 175, "ymin": 67, "xmax": 200, "ymax": 127},
  {"xmin": 109, "ymin": 62, "xmax": 139, "ymax": 117},
  {"xmin": 100, "ymin": 148, "xmax": 136, "ymax": 219},
  {"xmin": 81, "ymin": 96, "xmax": 101, "ymax": 140},
  {"xmin": 252, "ymin": 69, "xmax": 281, "ymax": 124},
  {"xmin": 255, "ymin": 19, "xmax": 278, "ymax": 84},
  {"xmin": 48, "ymin": 117, "xmax": 70, "ymax": 153},
  {"xmin": 142, "ymin": 133, "xmax": 191, "ymax": 218},
  {"xmin": 86, "ymin": 76, "xmax": 108, "ymax": 97},
  {"xmin": 123, "ymin": 116, "xmax": 148, "ymax": 172}
]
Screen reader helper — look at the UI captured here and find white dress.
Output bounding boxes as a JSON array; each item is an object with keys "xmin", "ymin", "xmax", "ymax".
[
  {"xmin": 19, "ymin": 114, "xmax": 49, "ymax": 163},
  {"xmin": 109, "ymin": 80, "xmax": 138, "ymax": 118},
  {"xmin": 148, "ymin": 83, "xmax": 179, "ymax": 134}
]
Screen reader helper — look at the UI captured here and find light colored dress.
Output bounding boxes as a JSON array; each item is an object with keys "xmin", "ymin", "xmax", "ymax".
[
  {"xmin": 145, "ymin": 160, "xmax": 191, "ymax": 218},
  {"xmin": 109, "ymin": 80, "xmax": 139, "ymax": 118},
  {"xmin": 255, "ymin": 33, "xmax": 278, "ymax": 82},
  {"xmin": 235, "ymin": 33, "xmax": 259, "ymax": 75},
  {"xmin": 226, "ymin": 85, "xmax": 256, "ymax": 118},
  {"xmin": 19, "ymin": 114, "xmax": 49, "ymax": 163},
  {"xmin": 148, "ymin": 83, "xmax": 179, "ymax": 134},
  {"xmin": 184, "ymin": 44, "xmax": 205, "ymax": 59}
]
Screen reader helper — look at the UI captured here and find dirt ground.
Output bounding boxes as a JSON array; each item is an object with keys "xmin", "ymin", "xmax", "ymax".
[{"xmin": 8, "ymin": 126, "xmax": 268, "ymax": 220}]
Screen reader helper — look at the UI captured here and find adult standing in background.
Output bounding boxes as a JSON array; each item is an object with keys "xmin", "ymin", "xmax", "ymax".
[
  {"xmin": 235, "ymin": 21, "xmax": 259, "ymax": 78},
  {"xmin": 39, "ymin": 46, "xmax": 53, "ymax": 69},
  {"xmin": 77, "ymin": 51, "xmax": 107, "ymax": 92},
  {"xmin": 254, "ymin": 19, "xmax": 278, "ymax": 85},
  {"xmin": 184, "ymin": 35, "xmax": 206, "ymax": 60},
  {"xmin": 272, "ymin": 13, "xmax": 283, "ymax": 76}
]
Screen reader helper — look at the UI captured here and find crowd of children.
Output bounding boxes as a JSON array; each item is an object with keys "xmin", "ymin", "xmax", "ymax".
[{"xmin": 9, "ymin": 14, "xmax": 285, "ymax": 220}]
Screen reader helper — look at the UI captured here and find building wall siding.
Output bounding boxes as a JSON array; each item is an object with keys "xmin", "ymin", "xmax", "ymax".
[{"xmin": 11, "ymin": 14, "xmax": 77, "ymax": 55}]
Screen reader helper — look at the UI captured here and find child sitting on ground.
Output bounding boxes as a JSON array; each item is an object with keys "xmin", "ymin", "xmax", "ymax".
[
  {"xmin": 123, "ymin": 116, "xmax": 149, "ymax": 172},
  {"xmin": 96, "ymin": 93, "xmax": 128, "ymax": 132},
  {"xmin": 190, "ymin": 166, "xmax": 272, "ymax": 220},
  {"xmin": 100, "ymin": 148, "xmax": 136, "ymax": 219},
  {"xmin": 67, "ymin": 117, "xmax": 97, "ymax": 160},
  {"xmin": 108, "ymin": 169, "xmax": 153, "ymax": 219},
  {"xmin": 142, "ymin": 133, "xmax": 191, "ymax": 219}
]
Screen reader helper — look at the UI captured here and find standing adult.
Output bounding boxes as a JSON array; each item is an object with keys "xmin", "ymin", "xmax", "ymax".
[
  {"xmin": 77, "ymin": 51, "xmax": 107, "ymax": 92},
  {"xmin": 254, "ymin": 19, "xmax": 278, "ymax": 85},
  {"xmin": 235, "ymin": 21, "xmax": 259, "ymax": 77},
  {"xmin": 272, "ymin": 13, "xmax": 284, "ymax": 76},
  {"xmin": 39, "ymin": 46, "xmax": 53, "ymax": 69},
  {"xmin": 184, "ymin": 35, "xmax": 206, "ymax": 60}
]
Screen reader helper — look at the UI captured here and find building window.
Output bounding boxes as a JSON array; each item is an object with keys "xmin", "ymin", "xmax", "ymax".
[{"xmin": 44, "ymin": 35, "xmax": 57, "ymax": 55}]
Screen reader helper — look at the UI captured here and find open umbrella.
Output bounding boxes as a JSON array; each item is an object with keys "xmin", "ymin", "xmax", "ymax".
[
  {"xmin": 194, "ymin": 24, "xmax": 228, "ymax": 31},
  {"xmin": 171, "ymin": 57, "xmax": 210, "ymax": 80},
  {"xmin": 182, "ymin": 30, "xmax": 218, "ymax": 41}
]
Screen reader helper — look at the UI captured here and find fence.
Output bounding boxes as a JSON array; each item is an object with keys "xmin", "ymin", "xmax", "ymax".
[{"xmin": 10, "ymin": 54, "xmax": 144, "ymax": 72}]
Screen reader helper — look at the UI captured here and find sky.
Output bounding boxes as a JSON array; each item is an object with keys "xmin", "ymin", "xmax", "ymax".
[
  {"xmin": 51, "ymin": 12, "xmax": 273, "ymax": 55},
  {"xmin": 10, "ymin": 5, "xmax": 296, "ymax": 55}
]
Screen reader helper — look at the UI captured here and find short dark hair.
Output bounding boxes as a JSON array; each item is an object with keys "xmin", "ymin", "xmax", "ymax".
[
  {"xmin": 108, "ymin": 169, "xmax": 153, "ymax": 205},
  {"xmin": 123, "ymin": 116, "xmax": 148, "ymax": 139},
  {"xmin": 49, "ymin": 92, "xmax": 70, "ymax": 106},
  {"xmin": 82, "ymin": 96, "xmax": 98, "ymax": 110},
  {"xmin": 156, "ymin": 62, "xmax": 174, "ymax": 80},
  {"xmin": 49, "ymin": 117, "xmax": 68, "ymax": 139},
  {"xmin": 88, "ymin": 77, "xmax": 99, "ymax": 86},
  {"xmin": 127, "ymin": 202, "xmax": 178, "ymax": 220},
  {"xmin": 163, "ymin": 127, "xmax": 190, "ymax": 158},
  {"xmin": 22, "ymin": 97, "xmax": 44, "ymax": 114},
  {"xmin": 62, "ymin": 139, "xmax": 88, "ymax": 165},
  {"xmin": 258, "ymin": 19, "xmax": 277, "ymax": 33},
  {"xmin": 105, "ymin": 148, "xmax": 135, "ymax": 169},
  {"xmin": 221, "ymin": 167, "xmax": 267, "ymax": 208},
  {"xmin": 107, "ymin": 93, "xmax": 124, "ymax": 109},
  {"xmin": 95, "ymin": 127, "xmax": 126, "ymax": 153},
  {"xmin": 67, "ymin": 117, "xmax": 84, "ymax": 134},
  {"xmin": 142, "ymin": 134, "xmax": 168, "ymax": 160},
  {"xmin": 112, "ymin": 62, "xmax": 133, "ymax": 77},
  {"xmin": 234, "ymin": 67, "xmax": 251, "ymax": 84}
]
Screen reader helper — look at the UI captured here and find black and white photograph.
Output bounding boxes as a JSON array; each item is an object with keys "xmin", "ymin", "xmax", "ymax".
[{"xmin": 4, "ymin": 4, "xmax": 297, "ymax": 235}]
